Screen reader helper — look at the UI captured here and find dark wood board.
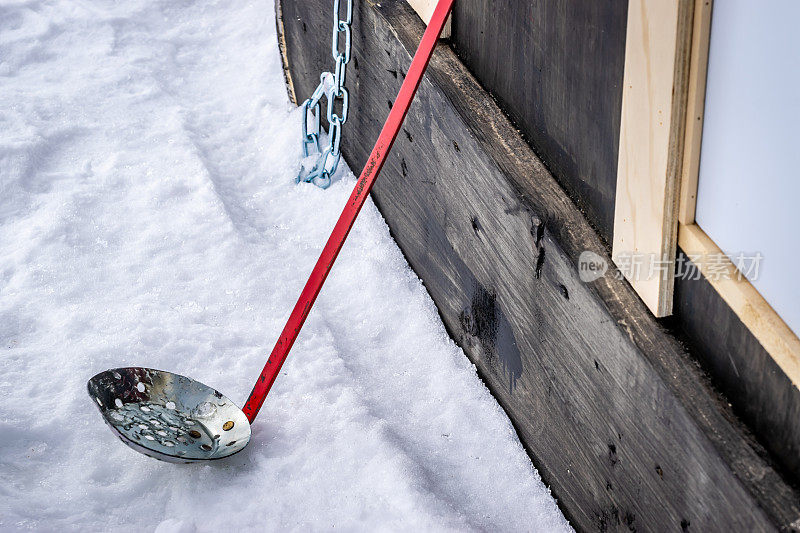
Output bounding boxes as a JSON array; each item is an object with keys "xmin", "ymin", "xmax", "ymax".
[
  {"xmin": 277, "ymin": 1, "xmax": 800, "ymax": 530},
  {"xmin": 450, "ymin": 0, "xmax": 628, "ymax": 243},
  {"xmin": 674, "ymin": 250, "xmax": 800, "ymax": 483},
  {"xmin": 450, "ymin": 0, "xmax": 800, "ymax": 494}
]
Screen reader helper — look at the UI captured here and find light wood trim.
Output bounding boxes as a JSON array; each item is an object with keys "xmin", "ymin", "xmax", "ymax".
[
  {"xmin": 276, "ymin": 0, "xmax": 298, "ymax": 105},
  {"xmin": 612, "ymin": 0, "xmax": 694, "ymax": 317},
  {"xmin": 678, "ymin": 223, "xmax": 800, "ymax": 387},
  {"xmin": 678, "ymin": 0, "xmax": 713, "ymax": 224},
  {"xmin": 675, "ymin": 2, "xmax": 800, "ymax": 387},
  {"xmin": 407, "ymin": 0, "xmax": 451, "ymax": 38}
]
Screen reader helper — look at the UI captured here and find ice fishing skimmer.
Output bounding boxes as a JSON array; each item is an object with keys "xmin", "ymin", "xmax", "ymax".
[{"xmin": 88, "ymin": 0, "xmax": 456, "ymax": 462}]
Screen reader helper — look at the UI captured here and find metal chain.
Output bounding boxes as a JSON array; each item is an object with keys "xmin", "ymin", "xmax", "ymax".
[{"xmin": 297, "ymin": 0, "xmax": 353, "ymax": 189}]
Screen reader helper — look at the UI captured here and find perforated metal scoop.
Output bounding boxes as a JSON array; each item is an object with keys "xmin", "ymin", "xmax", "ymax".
[
  {"xmin": 87, "ymin": 368, "xmax": 250, "ymax": 463},
  {"xmin": 87, "ymin": 0, "xmax": 455, "ymax": 464}
]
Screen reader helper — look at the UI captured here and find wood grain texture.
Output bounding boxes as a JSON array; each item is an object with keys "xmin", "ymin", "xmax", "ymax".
[
  {"xmin": 278, "ymin": 1, "xmax": 800, "ymax": 530},
  {"xmin": 678, "ymin": 0, "xmax": 713, "ymax": 225},
  {"xmin": 613, "ymin": 0, "xmax": 694, "ymax": 317},
  {"xmin": 450, "ymin": 0, "xmax": 628, "ymax": 244}
]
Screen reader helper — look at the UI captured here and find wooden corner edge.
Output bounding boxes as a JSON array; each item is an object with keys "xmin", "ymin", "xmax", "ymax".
[{"xmin": 678, "ymin": 222, "xmax": 800, "ymax": 389}]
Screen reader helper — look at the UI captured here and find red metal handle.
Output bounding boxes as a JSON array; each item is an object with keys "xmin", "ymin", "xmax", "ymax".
[{"xmin": 243, "ymin": 0, "xmax": 455, "ymax": 422}]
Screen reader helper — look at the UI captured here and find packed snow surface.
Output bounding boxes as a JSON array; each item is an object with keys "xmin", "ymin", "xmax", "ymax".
[{"xmin": 0, "ymin": 0, "xmax": 570, "ymax": 530}]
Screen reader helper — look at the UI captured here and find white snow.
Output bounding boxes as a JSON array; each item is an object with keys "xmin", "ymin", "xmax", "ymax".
[{"xmin": 0, "ymin": 0, "xmax": 570, "ymax": 531}]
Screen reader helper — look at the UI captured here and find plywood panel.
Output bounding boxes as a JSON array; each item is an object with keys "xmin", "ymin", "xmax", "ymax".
[
  {"xmin": 612, "ymin": 0, "xmax": 693, "ymax": 317},
  {"xmin": 677, "ymin": 0, "xmax": 713, "ymax": 224}
]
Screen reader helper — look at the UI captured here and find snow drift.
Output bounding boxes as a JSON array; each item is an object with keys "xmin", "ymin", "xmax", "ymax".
[{"xmin": 0, "ymin": 0, "xmax": 569, "ymax": 530}]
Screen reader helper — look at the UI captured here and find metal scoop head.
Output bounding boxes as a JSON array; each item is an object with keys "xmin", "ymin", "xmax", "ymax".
[{"xmin": 87, "ymin": 367, "xmax": 251, "ymax": 463}]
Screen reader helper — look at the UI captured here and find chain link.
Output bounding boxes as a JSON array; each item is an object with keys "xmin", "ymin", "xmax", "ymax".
[{"xmin": 297, "ymin": 0, "xmax": 353, "ymax": 189}]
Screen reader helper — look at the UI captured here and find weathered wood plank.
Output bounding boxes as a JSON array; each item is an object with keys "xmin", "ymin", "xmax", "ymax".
[
  {"xmin": 450, "ymin": 0, "xmax": 628, "ymax": 244},
  {"xmin": 277, "ymin": 1, "xmax": 800, "ymax": 530},
  {"xmin": 675, "ymin": 223, "xmax": 800, "ymax": 482}
]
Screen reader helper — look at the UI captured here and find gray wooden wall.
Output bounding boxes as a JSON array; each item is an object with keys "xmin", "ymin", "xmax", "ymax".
[
  {"xmin": 277, "ymin": 0, "xmax": 800, "ymax": 530},
  {"xmin": 451, "ymin": 0, "xmax": 628, "ymax": 243},
  {"xmin": 449, "ymin": 0, "xmax": 800, "ymax": 487}
]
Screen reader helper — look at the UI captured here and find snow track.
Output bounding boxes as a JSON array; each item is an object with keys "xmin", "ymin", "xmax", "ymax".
[{"xmin": 0, "ymin": 0, "xmax": 570, "ymax": 530}]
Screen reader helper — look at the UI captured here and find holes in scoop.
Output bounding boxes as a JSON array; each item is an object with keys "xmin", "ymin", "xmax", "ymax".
[
  {"xmin": 226, "ymin": 441, "xmax": 237, "ymax": 447},
  {"xmin": 140, "ymin": 406, "xmax": 151, "ymax": 412},
  {"xmin": 165, "ymin": 401, "xmax": 176, "ymax": 410},
  {"xmin": 164, "ymin": 441, "xmax": 175, "ymax": 447},
  {"xmin": 136, "ymin": 382, "xmax": 146, "ymax": 393},
  {"xmin": 138, "ymin": 424, "xmax": 148, "ymax": 430},
  {"xmin": 144, "ymin": 435, "xmax": 155, "ymax": 441},
  {"xmin": 200, "ymin": 444, "xmax": 212, "ymax": 451},
  {"xmin": 114, "ymin": 399, "xmax": 123, "ymax": 408},
  {"xmin": 157, "ymin": 430, "xmax": 167, "ymax": 437},
  {"xmin": 222, "ymin": 421, "xmax": 234, "ymax": 431},
  {"xmin": 188, "ymin": 430, "xmax": 201, "ymax": 439}
]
